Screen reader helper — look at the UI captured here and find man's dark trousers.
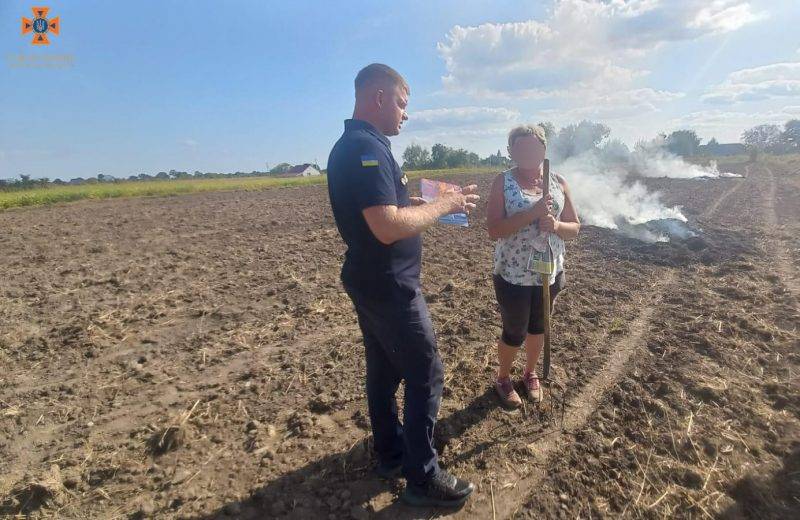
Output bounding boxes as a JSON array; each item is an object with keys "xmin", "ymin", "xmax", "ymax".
[{"xmin": 344, "ymin": 285, "xmax": 443, "ymax": 485}]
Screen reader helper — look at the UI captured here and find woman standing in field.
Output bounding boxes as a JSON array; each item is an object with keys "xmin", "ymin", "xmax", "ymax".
[{"xmin": 486, "ymin": 125, "xmax": 581, "ymax": 408}]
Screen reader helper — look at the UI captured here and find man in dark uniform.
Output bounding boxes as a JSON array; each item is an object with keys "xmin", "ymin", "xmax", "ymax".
[{"xmin": 327, "ymin": 63, "xmax": 479, "ymax": 507}]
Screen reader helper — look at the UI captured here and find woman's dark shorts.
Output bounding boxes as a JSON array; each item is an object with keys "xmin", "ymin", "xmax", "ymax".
[{"xmin": 493, "ymin": 272, "xmax": 565, "ymax": 347}]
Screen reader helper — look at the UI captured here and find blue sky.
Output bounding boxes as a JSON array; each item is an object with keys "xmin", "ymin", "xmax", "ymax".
[{"xmin": 1, "ymin": 0, "xmax": 798, "ymax": 180}]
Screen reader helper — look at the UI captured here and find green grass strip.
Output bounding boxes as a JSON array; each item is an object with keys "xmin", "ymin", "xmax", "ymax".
[{"xmin": 0, "ymin": 167, "xmax": 497, "ymax": 211}]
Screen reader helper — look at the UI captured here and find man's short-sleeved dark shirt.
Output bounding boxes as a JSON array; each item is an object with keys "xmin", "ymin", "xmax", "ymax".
[{"xmin": 327, "ymin": 119, "xmax": 421, "ymax": 298}]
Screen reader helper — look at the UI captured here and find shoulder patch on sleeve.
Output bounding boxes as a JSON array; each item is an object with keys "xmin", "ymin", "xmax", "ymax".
[{"xmin": 361, "ymin": 154, "xmax": 379, "ymax": 167}]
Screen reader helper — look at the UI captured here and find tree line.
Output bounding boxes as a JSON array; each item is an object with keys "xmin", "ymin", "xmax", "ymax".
[
  {"xmin": 0, "ymin": 167, "xmax": 319, "ymax": 192},
  {"xmin": 402, "ymin": 144, "xmax": 510, "ymax": 170},
  {"xmin": 741, "ymin": 120, "xmax": 800, "ymax": 154}
]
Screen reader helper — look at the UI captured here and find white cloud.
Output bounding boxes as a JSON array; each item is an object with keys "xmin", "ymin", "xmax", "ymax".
[
  {"xmin": 703, "ymin": 61, "xmax": 800, "ymax": 103},
  {"xmin": 181, "ymin": 138, "xmax": 198, "ymax": 148},
  {"xmin": 400, "ymin": 0, "xmax": 772, "ymax": 156},
  {"xmin": 688, "ymin": 1, "xmax": 765, "ymax": 33},
  {"xmin": 540, "ymin": 88, "xmax": 685, "ymax": 121},
  {"xmin": 437, "ymin": 17, "xmax": 636, "ymax": 100},
  {"xmin": 405, "ymin": 106, "xmax": 520, "ymax": 131},
  {"xmin": 668, "ymin": 106, "xmax": 800, "ymax": 140},
  {"xmin": 728, "ymin": 62, "xmax": 800, "ymax": 83},
  {"xmin": 437, "ymin": 0, "xmax": 763, "ymax": 100}
]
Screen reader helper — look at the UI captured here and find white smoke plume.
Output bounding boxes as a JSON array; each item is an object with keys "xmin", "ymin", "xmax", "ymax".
[
  {"xmin": 555, "ymin": 152, "xmax": 687, "ymax": 239},
  {"xmin": 543, "ymin": 122, "xmax": 742, "ymax": 242},
  {"xmin": 630, "ymin": 136, "xmax": 742, "ymax": 179}
]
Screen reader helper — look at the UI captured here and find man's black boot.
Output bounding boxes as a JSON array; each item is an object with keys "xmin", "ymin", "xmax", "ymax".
[{"xmin": 401, "ymin": 470, "xmax": 474, "ymax": 507}]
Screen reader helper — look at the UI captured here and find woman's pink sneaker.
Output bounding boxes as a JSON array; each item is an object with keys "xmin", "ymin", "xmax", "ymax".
[
  {"xmin": 522, "ymin": 371, "xmax": 542, "ymax": 403},
  {"xmin": 495, "ymin": 376, "xmax": 522, "ymax": 408}
]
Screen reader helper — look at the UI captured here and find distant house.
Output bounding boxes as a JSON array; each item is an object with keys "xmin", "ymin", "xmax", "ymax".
[{"xmin": 283, "ymin": 164, "xmax": 322, "ymax": 177}]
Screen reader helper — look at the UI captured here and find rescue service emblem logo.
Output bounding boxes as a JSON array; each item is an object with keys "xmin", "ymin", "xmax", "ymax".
[{"xmin": 22, "ymin": 7, "xmax": 60, "ymax": 45}]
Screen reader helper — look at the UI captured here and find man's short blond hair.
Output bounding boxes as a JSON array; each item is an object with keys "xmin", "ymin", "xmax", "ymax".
[
  {"xmin": 508, "ymin": 124, "xmax": 547, "ymax": 148},
  {"xmin": 355, "ymin": 63, "xmax": 410, "ymax": 95}
]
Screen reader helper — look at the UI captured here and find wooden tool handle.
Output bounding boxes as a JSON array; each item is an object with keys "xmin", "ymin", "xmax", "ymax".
[
  {"xmin": 543, "ymin": 159, "xmax": 550, "ymax": 199},
  {"xmin": 541, "ymin": 157, "xmax": 552, "ymax": 380}
]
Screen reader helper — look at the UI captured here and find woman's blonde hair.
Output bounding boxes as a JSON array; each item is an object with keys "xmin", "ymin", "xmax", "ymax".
[{"xmin": 508, "ymin": 124, "xmax": 547, "ymax": 148}]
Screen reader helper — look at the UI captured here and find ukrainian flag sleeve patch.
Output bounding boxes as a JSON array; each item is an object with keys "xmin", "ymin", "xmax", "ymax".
[{"xmin": 361, "ymin": 154, "xmax": 379, "ymax": 167}]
